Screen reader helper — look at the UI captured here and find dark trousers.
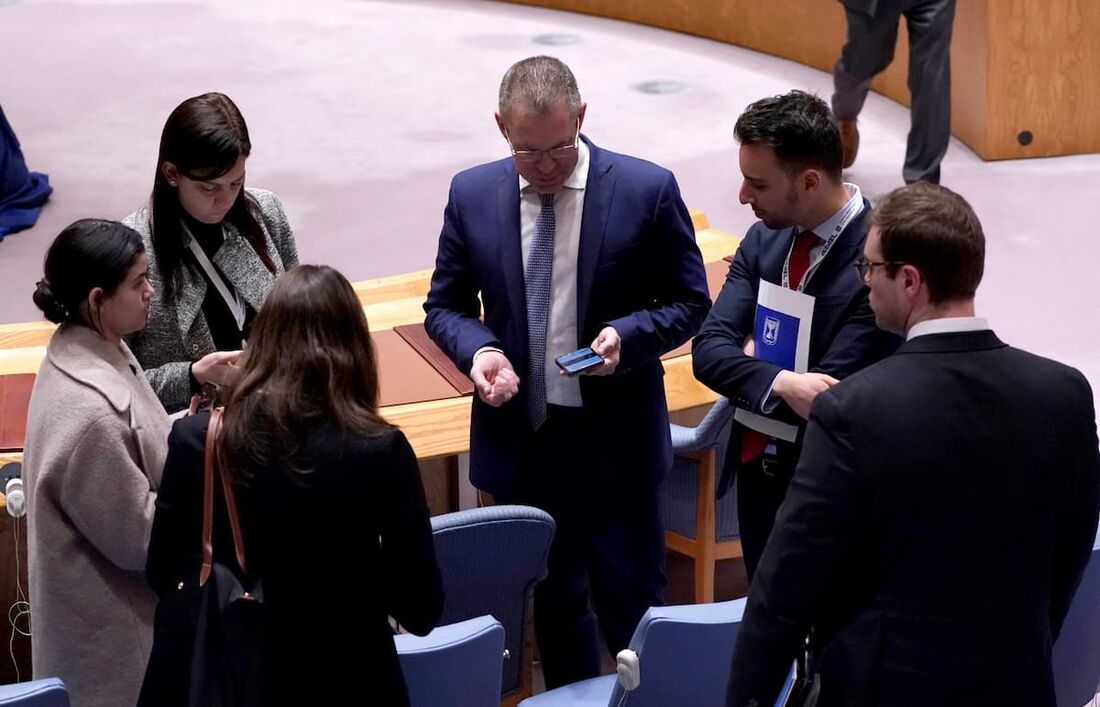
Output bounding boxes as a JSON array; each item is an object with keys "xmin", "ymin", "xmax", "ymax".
[
  {"xmin": 737, "ymin": 455, "xmax": 796, "ymax": 583},
  {"xmin": 832, "ymin": 0, "xmax": 957, "ymax": 184},
  {"xmin": 497, "ymin": 405, "xmax": 667, "ymax": 689}
]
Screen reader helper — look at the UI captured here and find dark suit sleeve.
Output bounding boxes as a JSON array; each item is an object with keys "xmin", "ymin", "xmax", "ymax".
[
  {"xmin": 726, "ymin": 391, "xmax": 870, "ymax": 705},
  {"xmin": 605, "ymin": 171, "xmax": 710, "ymax": 371},
  {"xmin": 146, "ymin": 414, "xmax": 207, "ymax": 597},
  {"xmin": 812, "ymin": 287, "xmax": 901, "ymax": 379},
  {"xmin": 692, "ymin": 227, "xmax": 785, "ymax": 411},
  {"xmin": 378, "ymin": 430, "xmax": 444, "ymax": 637},
  {"xmin": 1049, "ymin": 374, "xmax": 1100, "ymax": 639},
  {"xmin": 423, "ymin": 179, "xmax": 504, "ymax": 374}
]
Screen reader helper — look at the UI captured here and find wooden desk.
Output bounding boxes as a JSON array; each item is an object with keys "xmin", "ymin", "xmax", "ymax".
[
  {"xmin": 0, "ymin": 215, "xmax": 740, "ymax": 462},
  {"xmin": 505, "ymin": 0, "xmax": 1100, "ymax": 160},
  {"xmin": 0, "ymin": 213, "xmax": 739, "ymax": 688}
]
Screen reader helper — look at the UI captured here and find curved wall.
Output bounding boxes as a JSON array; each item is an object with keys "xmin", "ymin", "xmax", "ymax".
[{"xmin": 505, "ymin": 0, "xmax": 1100, "ymax": 160}]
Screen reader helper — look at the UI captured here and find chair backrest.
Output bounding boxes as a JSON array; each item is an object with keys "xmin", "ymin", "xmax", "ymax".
[
  {"xmin": 670, "ymin": 397, "xmax": 734, "ymax": 455},
  {"xmin": 0, "ymin": 678, "xmax": 69, "ymax": 707},
  {"xmin": 430, "ymin": 505, "xmax": 555, "ymax": 696},
  {"xmin": 663, "ymin": 397, "xmax": 739, "ymax": 542},
  {"xmin": 1053, "ymin": 523, "xmax": 1100, "ymax": 707},
  {"xmin": 396, "ymin": 615, "xmax": 504, "ymax": 707},
  {"xmin": 606, "ymin": 598, "xmax": 747, "ymax": 707}
]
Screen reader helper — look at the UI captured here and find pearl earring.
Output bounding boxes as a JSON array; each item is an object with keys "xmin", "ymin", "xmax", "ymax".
[{"xmin": 168, "ymin": 180, "xmax": 178, "ymax": 187}]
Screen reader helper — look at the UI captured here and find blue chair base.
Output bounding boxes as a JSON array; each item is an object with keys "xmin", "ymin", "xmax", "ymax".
[
  {"xmin": 0, "ymin": 677, "xmax": 69, "ymax": 706},
  {"xmin": 517, "ymin": 675, "xmax": 616, "ymax": 706},
  {"xmin": 396, "ymin": 615, "xmax": 504, "ymax": 707}
]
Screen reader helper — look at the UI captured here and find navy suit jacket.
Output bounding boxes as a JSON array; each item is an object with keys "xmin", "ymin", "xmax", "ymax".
[
  {"xmin": 726, "ymin": 331, "xmax": 1100, "ymax": 707},
  {"xmin": 692, "ymin": 202, "xmax": 899, "ymax": 492},
  {"xmin": 424, "ymin": 138, "xmax": 710, "ymax": 496}
]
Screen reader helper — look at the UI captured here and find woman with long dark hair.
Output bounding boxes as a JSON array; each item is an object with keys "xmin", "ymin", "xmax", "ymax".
[
  {"xmin": 23, "ymin": 219, "xmax": 170, "ymax": 707},
  {"xmin": 124, "ymin": 91, "xmax": 298, "ymax": 412},
  {"xmin": 142, "ymin": 265, "xmax": 443, "ymax": 706}
]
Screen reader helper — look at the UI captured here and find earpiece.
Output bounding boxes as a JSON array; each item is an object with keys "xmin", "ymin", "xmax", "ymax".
[
  {"xmin": 4, "ymin": 479, "xmax": 23, "ymax": 520},
  {"xmin": 616, "ymin": 648, "xmax": 640, "ymax": 691},
  {"xmin": 2, "ymin": 463, "xmax": 24, "ymax": 519}
]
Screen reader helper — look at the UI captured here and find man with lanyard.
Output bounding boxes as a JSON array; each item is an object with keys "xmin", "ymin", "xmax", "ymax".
[
  {"xmin": 693, "ymin": 90, "xmax": 899, "ymax": 582},
  {"xmin": 725, "ymin": 183, "xmax": 1100, "ymax": 707}
]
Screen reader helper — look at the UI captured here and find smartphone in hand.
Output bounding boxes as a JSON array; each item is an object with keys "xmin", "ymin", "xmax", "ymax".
[{"xmin": 555, "ymin": 347, "xmax": 604, "ymax": 376}]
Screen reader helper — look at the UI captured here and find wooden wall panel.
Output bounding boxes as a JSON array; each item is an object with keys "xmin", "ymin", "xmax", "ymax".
[
  {"xmin": 504, "ymin": 0, "xmax": 1100, "ymax": 160},
  {"xmin": 984, "ymin": 0, "xmax": 1100, "ymax": 157}
]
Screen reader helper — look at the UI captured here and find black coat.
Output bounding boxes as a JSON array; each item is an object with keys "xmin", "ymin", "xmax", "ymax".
[
  {"xmin": 143, "ymin": 412, "xmax": 443, "ymax": 706},
  {"xmin": 727, "ymin": 330, "xmax": 1100, "ymax": 707}
]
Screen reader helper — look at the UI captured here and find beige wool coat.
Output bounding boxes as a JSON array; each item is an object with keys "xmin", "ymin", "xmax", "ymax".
[{"xmin": 23, "ymin": 323, "xmax": 172, "ymax": 707}]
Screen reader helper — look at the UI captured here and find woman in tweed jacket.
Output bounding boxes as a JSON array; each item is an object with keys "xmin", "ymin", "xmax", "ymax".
[{"xmin": 124, "ymin": 92, "xmax": 298, "ymax": 412}]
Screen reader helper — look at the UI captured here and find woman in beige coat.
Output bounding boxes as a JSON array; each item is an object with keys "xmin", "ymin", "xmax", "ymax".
[{"xmin": 23, "ymin": 219, "xmax": 178, "ymax": 707}]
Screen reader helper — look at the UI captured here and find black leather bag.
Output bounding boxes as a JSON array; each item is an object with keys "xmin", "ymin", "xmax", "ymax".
[{"xmin": 140, "ymin": 408, "xmax": 264, "ymax": 707}]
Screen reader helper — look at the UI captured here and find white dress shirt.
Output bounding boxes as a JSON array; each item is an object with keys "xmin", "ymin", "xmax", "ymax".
[
  {"xmin": 907, "ymin": 316, "xmax": 990, "ymax": 341},
  {"xmin": 517, "ymin": 139, "xmax": 590, "ymax": 407}
]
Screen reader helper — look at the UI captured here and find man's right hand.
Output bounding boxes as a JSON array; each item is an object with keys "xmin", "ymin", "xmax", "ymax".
[
  {"xmin": 470, "ymin": 351, "xmax": 520, "ymax": 407},
  {"xmin": 773, "ymin": 370, "xmax": 839, "ymax": 420}
]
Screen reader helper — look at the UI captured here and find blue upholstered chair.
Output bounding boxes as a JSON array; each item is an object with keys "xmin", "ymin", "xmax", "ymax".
[
  {"xmin": 519, "ymin": 597, "xmax": 796, "ymax": 707},
  {"xmin": 660, "ymin": 397, "xmax": 742, "ymax": 603},
  {"xmin": 430, "ymin": 505, "xmax": 555, "ymax": 703},
  {"xmin": 1053, "ymin": 523, "xmax": 1100, "ymax": 707},
  {"xmin": 396, "ymin": 615, "xmax": 505, "ymax": 707},
  {"xmin": 0, "ymin": 678, "xmax": 69, "ymax": 706}
]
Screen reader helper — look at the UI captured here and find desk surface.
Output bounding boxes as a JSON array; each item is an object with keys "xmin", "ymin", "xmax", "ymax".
[{"xmin": 0, "ymin": 211, "xmax": 740, "ymax": 461}]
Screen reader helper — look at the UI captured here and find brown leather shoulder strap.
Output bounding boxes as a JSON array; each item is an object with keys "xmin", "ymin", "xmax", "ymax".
[
  {"xmin": 199, "ymin": 408, "xmax": 219, "ymax": 586},
  {"xmin": 198, "ymin": 407, "xmax": 249, "ymax": 586}
]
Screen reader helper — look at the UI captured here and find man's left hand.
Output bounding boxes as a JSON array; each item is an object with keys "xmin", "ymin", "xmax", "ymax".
[{"xmin": 585, "ymin": 326, "xmax": 621, "ymax": 376}]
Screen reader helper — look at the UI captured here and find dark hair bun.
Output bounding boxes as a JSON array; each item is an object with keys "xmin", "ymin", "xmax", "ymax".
[{"xmin": 32, "ymin": 279, "xmax": 68, "ymax": 324}]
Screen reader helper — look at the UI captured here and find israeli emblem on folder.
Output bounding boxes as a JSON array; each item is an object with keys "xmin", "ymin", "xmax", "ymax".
[
  {"xmin": 762, "ymin": 315, "xmax": 781, "ymax": 346},
  {"xmin": 734, "ymin": 280, "xmax": 817, "ymax": 443}
]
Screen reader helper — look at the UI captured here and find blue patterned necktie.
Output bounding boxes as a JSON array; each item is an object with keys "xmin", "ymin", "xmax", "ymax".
[{"xmin": 526, "ymin": 192, "xmax": 556, "ymax": 430}]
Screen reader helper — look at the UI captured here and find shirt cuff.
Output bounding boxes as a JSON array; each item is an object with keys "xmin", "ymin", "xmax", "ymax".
[
  {"xmin": 471, "ymin": 346, "xmax": 505, "ymax": 371},
  {"xmin": 760, "ymin": 371, "xmax": 784, "ymax": 414},
  {"xmin": 188, "ymin": 362, "xmax": 202, "ymax": 395}
]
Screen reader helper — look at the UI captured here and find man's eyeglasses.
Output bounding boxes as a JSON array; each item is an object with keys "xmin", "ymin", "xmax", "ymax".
[
  {"xmin": 506, "ymin": 120, "xmax": 580, "ymax": 164},
  {"xmin": 854, "ymin": 256, "xmax": 904, "ymax": 280}
]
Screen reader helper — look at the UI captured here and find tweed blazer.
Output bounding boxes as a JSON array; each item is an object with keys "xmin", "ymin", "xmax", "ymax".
[
  {"xmin": 123, "ymin": 187, "xmax": 298, "ymax": 411},
  {"xmin": 22, "ymin": 323, "xmax": 172, "ymax": 707}
]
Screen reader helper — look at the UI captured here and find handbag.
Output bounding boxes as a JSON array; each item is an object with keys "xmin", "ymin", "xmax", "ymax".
[{"xmin": 139, "ymin": 408, "xmax": 265, "ymax": 707}]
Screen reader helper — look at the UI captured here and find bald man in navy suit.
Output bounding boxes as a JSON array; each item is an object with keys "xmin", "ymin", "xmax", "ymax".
[{"xmin": 425, "ymin": 56, "xmax": 709, "ymax": 688}]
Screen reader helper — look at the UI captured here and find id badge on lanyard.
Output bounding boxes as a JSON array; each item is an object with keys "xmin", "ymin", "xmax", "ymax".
[
  {"xmin": 186, "ymin": 233, "xmax": 247, "ymax": 331},
  {"xmin": 780, "ymin": 195, "xmax": 863, "ymax": 290}
]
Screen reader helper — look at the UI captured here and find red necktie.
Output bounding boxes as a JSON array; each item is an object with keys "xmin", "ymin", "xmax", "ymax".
[
  {"xmin": 787, "ymin": 230, "xmax": 817, "ymax": 291},
  {"xmin": 741, "ymin": 231, "xmax": 818, "ymax": 464}
]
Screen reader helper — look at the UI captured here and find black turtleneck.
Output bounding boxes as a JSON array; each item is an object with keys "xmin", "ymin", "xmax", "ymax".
[{"xmin": 181, "ymin": 212, "xmax": 255, "ymax": 353}]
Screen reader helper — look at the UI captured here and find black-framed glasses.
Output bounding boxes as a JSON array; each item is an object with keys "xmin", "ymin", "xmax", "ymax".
[
  {"xmin": 854, "ymin": 256, "xmax": 904, "ymax": 280},
  {"xmin": 506, "ymin": 120, "xmax": 580, "ymax": 164}
]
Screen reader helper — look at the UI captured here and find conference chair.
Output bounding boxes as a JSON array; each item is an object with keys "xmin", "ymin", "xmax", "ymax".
[
  {"xmin": 0, "ymin": 678, "xmax": 69, "ymax": 707},
  {"xmin": 1053, "ymin": 522, "xmax": 1100, "ymax": 707},
  {"xmin": 396, "ymin": 615, "xmax": 505, "ymax": 707},
  {"xmin": 430, "ymin": 505, "xmax": 555, "ymax": 705},
  {"xmin": 660, "ymin": 397, "xmax": 742, "ymax": 603},
  {"xmin": 518, "ymin": 597, "xmax": 795, "ymax": 706}
]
